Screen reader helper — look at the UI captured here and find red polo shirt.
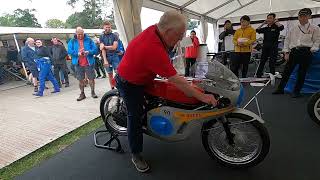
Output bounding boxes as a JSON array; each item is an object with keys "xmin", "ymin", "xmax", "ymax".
[
  {"xmin": 117, "ymin": 25, "xmax": 177, "ymax": 85},
  {"xmin": 78, "ymin": 39, "xmax": 88, "ymax": 66}
]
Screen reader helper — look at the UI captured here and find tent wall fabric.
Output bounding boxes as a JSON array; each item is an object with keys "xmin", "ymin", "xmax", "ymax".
[
  {"xmin": 200, "ymin": 16, "xmax": 208, "ymax": 43},
  {"xmin": 113, "ymin": 0, "xmax": 143, "ymax": 48}
]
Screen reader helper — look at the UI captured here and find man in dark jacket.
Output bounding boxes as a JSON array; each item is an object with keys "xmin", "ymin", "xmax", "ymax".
[
  {"xmin": 256, "ymin": 13, "xmax": 284, "ymax": 77},
  {"xmin": 50, "ymin": 37, "xmax": 69, "ymax": 87},
  {"xmin": 94, "ymin": 38, "xmax": 106, "ymax": 78},
  {"xmin": 219, "ymin": 20, "xmax": 235, "ymax": 65},
  {"xmin": 21, "ymin": 37, "xmax": 39, "ymax": 92}
]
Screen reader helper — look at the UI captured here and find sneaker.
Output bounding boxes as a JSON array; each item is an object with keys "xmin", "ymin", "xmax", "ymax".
[
  {"xmin": 77, "ymin": 93, "xmax": 86, "ymax": 101},
  {"xmin": 102, "ymin": 75, "xmax": 106, "ymax": 78},
  {"xmin": 34, "ymin": 86, "xmax": 38, "ymax": 92},
  {"xmin": 33, "ymin": 92, "xmax": 43, "ymax": 97},
  {"xmin": 51, "ymin": 90, "xmax": 60, "ymax": 93},
  {"xmin": 272, "ymin": 89, "xmax": 284, "ymax": 95},
  {"xmin": 91, "ymin": 92, "xmax": 98, "ymax": 98},
  {"xmin": 96, "ymin": 75, "xmax": 101, "ymax": 79},
  {"xmin": 65, "ymin": 83, "xmax": 70, "ymax": 88},
  {"xmin": 131, "ymin": 154, "xmax": 150, "ymax": 173}
]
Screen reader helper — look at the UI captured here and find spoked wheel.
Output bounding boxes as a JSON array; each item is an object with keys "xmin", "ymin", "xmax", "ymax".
[
  {"xmin": 201, "ymin": 113, "xmax": 270, "ymax": 168},
  {"xmin": 100, "ymin": 89, "xmax": 128, "ymax": 136},
  {"xmin": 307, "ymin": 92, "xmax": 320, "ymax": 126}
]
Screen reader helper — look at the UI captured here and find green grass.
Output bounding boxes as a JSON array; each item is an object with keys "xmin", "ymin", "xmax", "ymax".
[{"xmin": 0, "ymin": 117, "xmax": 104, "ymax": 180}]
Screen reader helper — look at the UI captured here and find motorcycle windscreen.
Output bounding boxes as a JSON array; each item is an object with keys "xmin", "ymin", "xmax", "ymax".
[{"xmin": 196, "ymin": 59, "xmax": 241, "ymax": 92}]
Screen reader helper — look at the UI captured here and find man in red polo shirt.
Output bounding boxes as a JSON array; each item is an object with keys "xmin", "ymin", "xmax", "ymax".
[{"xmin": 116, "ymin": 10, "xmax": 217, "ymax": 173}]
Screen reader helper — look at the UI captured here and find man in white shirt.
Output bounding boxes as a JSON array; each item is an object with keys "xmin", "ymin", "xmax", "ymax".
[{"xmin": 273, "ymin": 8, "xmax": 320, "ymax": 98}]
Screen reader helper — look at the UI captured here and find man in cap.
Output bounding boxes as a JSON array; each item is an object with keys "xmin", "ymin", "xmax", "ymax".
[{"xmin": 273, "ymin": 8, "xmax": 320, "ymax": 98}]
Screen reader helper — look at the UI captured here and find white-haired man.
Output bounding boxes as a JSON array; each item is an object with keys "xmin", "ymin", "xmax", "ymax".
[
  {"xmin": 21, "ymin": 37, "xmax": 39, "ymax": 92},
  {"xmin": 116, "ymin": 10, "xmax": 217, "ymax": 173}
]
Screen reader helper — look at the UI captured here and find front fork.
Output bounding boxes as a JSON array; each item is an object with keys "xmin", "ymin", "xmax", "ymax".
[{"xmin": 219, "ymin": 116, "xmax": 235, "ymax": 145}]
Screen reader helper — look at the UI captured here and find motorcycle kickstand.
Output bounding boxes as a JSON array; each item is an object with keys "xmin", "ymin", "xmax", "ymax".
[{"xmin": 220, "ymin": 116, "xmax": 235, "ymax": 145}]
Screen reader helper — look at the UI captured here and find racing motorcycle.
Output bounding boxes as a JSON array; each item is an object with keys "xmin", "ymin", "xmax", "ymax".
[{"xmin": 100, "ymin": 59, "xmax": 270, "ymax": 168}]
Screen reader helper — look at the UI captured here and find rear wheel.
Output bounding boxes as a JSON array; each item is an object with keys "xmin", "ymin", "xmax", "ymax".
[
  {"xmin": 201, "ymin": 113, "xmax": 270, "ymax": 168},
  {"xmin": 100, "ymin": 90, "xmax": 128, "ymax": 136}
]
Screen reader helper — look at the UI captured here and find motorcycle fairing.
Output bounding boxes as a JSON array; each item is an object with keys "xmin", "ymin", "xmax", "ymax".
[{"xmin": 146, "ymin": 105, "xmax": 235, "ymax": 141}]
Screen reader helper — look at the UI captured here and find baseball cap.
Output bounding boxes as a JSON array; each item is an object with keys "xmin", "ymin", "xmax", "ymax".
[{"xmin": 299, "ymin": 8, "xmax": 312, "ymax": 16}]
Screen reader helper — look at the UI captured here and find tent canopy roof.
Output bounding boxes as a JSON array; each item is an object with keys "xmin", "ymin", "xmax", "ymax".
[{"xmin": 143, "ymin": 0, "xmax": 320, "ymax": 23}]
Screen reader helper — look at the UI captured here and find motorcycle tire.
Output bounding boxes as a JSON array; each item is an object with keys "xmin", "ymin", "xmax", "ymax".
[
  {"xmin": 100, "ymin": 89, "xmax": 128, "ymax": 136},
  {"xmin": 307, "ymin": 92, "xmax": 320, "ymax": 126},
  {"xmin": 201, "ymin": 113, "xmax": 270, "ymax": 168}
]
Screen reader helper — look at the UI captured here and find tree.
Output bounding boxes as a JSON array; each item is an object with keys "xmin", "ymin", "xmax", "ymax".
[
  {"xmin": 65, "ymin": 12, "xmax": 89, "ymax": 28},
  {"xmin": 0, "ymin": 14, "xmax": 16, "ymax": 26},
  {"xmin": 46, "ymin": 19, "xmax": 66, "ymax": 28},
  {"xmin": 104, "ymin": 10, "xmax": 115, "ymax": 28},
  {"xmin": 187, "ymin": 19, "xmax": 199, "ymax": 30},
  {"xmin": 0, "ymin": 8, "xmax": 41, "ymax": 27},
  {"xmin": 12, "ymin": 9, "xmax": 41, "ymax": 27},
  {"xmin": 66, "ymin": 0, "xmax": 115, "ymax": 29}
]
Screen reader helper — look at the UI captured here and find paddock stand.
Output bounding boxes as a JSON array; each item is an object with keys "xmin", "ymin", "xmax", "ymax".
[
  {"xmin": 94, "ymin": 129, "xmax": 125, "ymax": 153},
  {"xmin": 93, "ymin": 116, "xmax": 124, "ymax": 153}
]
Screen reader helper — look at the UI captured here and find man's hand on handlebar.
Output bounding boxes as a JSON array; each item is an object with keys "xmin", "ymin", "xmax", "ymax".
[{"xmin": 199, "ymin": 94, "xmax": 218, "ymax": 106}]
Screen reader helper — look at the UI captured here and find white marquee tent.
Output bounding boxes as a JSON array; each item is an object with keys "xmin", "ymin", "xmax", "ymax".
[{"xmin": 113, "ymin": 0, "xmax": 320, "ymax": 50}]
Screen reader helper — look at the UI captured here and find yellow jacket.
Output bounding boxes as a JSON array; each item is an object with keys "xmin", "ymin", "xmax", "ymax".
[{"xmin": 233, "ymin": 26, "xmax": 256, "ymax": 52}]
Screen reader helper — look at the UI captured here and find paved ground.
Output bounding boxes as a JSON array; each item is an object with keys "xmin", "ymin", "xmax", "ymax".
[{"xmin": 0, "ymin": 76, "xmax": 111, "ymax": 168}]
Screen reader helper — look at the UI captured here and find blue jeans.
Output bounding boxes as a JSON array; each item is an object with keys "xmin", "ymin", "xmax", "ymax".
[
  {"xmin": 115, "ymin": 74, "xmax": 144, "ymax": 154},
  {"xmin": 105, "ymin": 54, "xmax": 120, "ymax": 73}
]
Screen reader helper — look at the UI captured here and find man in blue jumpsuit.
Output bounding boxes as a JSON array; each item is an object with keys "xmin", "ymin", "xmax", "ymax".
[{"xmin": 33, "ymin": 40, "xmax": 60, "ymax": 97}]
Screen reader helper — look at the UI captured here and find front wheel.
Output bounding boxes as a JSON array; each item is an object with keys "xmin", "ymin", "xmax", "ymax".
[
  {"xmin": 307, "ymin": 92, "xmax": 320, "ymax": 126},
  {"xmin": 201, "ymin": 113, "xmax": 270, "ymax": 168}
]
